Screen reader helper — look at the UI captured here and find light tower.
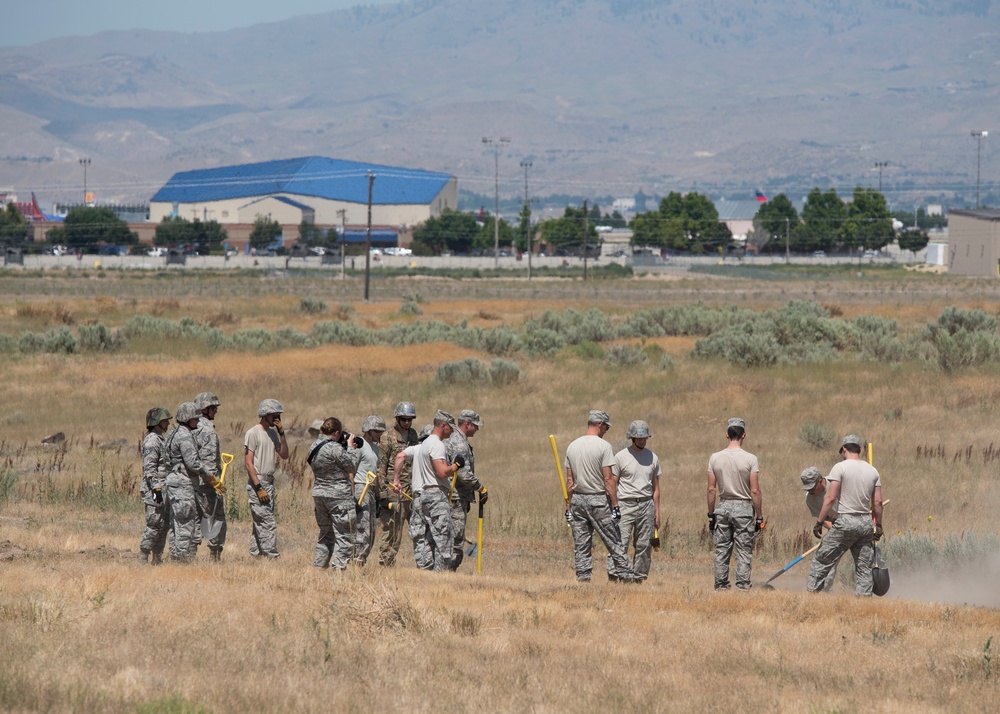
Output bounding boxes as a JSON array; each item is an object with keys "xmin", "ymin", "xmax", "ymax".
[
  {"xmin": 482, "ymin": 137, "xmax": 510, "ymax": 269},
  {"xmin": 972, "ymin": 131, "xmax": 989, "ymax": 208}
]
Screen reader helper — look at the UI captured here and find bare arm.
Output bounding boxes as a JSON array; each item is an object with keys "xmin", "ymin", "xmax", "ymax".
[
  {"xmin": 565, "ymin": 464, "xmax": 575, "ymax": 498},
  {"xmin": 602, "ymin": 465, "xmax": 618, "ymax": 507},
  {"xmin": 393, "ymin": 451, "xmax": 408, "ymax": 491},
  {"xmin": 872, "ymin": 485, "xmax": 883, "ymax": 526},
  {"xmin": 816, "ymin": 480, "xmax": 841, "ymax": 525},
  {"xmin": 749, "ymin": 470, "xmax": 762, "ymax": 518},
  {"xmin": 432, "ymin": 457, "xmax": 453, "ymax": 483},
  {"xmin": 275, "ymin": 430, "xmax": 289, "ymax": 460},
  {"xmin": 245, "ymin": 447, "xmax": 261, "ymax": 487},
  {"xmin": 652, "ymin": 475, "xmax": 660, "ymax": 530},
  {"xmin": 706, "ymin": 470, "xmax": 717, "ymax": 513}
]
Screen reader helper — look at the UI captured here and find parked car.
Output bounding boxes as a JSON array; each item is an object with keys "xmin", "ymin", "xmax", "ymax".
[
  {"xmin": 812, "ymin": 250, "xmax": 826, "ymax": 258},
  {"xmin": 147, "ymin": 247, "xmax": 168, "ymax": 257}
]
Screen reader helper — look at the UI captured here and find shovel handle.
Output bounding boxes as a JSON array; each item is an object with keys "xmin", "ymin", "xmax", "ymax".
[
  {"xmin": 219, "ymin": 452, "xmax": 235, "ymax": 488},
  {"xmin": 358, "ymin": 471, "xmax": 377, "ymax": 505}
]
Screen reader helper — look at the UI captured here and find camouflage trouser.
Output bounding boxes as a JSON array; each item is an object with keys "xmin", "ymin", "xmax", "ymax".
[
  {"xmin": 713, "ymin": 499, "xmax": 755, "ymax": 590},
  {"xmin": 377, "ymin": 491, "xmax": 411, "ymax": 566},
  {"xmin": 353, "ymin": 483, "xmax": 377, "ymax": 565},
  {"xmin": 606, "ymin": 498, "xmax": 654, "ymax": 579},
  {"xmin": 314, "ymin": 492, "xmax": 356, "ymax": 570},
  {"xmin": 570, "ymin": 493, "xmax": 632, "ymax": 582},
  {"xmin": 248, "ymin": 481, "xmax": 279, "ymax": 558},
  {"xmin": 195, "ymin": 487, "xmax": 227, "ymax": 554},
  {"xmin": 807, "ymin": 514, "xmax": 874, "ymax": 596},
  {"xmin": 166, "ymin": 472, "xmax": 203, "ymax": 562},
  {"xmin": 410, "ymin": 489, "xmax": 453, "ymax": 571},
  {"xmin": 139, "ymin": 494, "xmax": 169, "ymax": 563},
  {"xmin": 450, "ymin": 498, "xmax": 472, "ymax": 570}
]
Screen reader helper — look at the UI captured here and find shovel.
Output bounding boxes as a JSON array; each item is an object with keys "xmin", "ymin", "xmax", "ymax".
[
  {"xmin": 760, "ymin": 543, "xmax": 821, "ymax": 590},
  {"xmin": 872, "ymin": 542, "xmax": 890, "ymax": 596},
  {"xmin": 201, "ymin": 453, "xmax": 233, "ymax": 541},
  {"xmin": 651, "ymin": 528, "xmax": 661, "ymax": 552}
]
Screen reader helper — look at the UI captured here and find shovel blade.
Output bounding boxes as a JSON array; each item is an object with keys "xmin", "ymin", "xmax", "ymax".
[
  {"xmin": 465, "ymin": 543, "xmax": 478, "ymax": 557},
  {"xmin": 201, "ymin": 516, "xmax": 223, "ymax": 541}
]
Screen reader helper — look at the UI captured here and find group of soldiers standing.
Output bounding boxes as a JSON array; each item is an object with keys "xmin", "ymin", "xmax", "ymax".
[{"xmin": 139, "ymin": 397, "xmax": 487, "ymax": 573}]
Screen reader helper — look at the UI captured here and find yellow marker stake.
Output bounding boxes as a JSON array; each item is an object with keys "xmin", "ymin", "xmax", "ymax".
[
  {"xmin": 477, "ymin": 506, "xmax": 484, "ymax": 574},
  {"xmin": 867, "ymin": 442, "xmax": 873, "ymax": 466}
]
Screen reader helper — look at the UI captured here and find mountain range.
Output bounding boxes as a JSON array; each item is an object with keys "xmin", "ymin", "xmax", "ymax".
[{"xmin": 0, "ymin": 0, "xmax": 997, "ymax": 209}]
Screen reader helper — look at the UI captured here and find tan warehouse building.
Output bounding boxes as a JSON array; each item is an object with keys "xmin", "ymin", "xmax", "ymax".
[{"xmin": 948, "ymin": 209, "xmax": 1000, "ymax": 276}]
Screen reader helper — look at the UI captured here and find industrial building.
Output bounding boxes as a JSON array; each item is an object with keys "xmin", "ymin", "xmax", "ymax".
[
  {"xmin": 946, "ymin": 209, "xmax": 1000, "ymax": 276},
  {"xmin": 149, "ymin": 156, "xmax": 457, "ymax": 229}
]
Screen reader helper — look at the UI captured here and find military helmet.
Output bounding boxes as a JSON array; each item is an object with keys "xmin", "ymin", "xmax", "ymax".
[
  {"xmin": 626, "ymin": 419, "xmax": 651, "ymax": 439},
  {"xmin": 194, "ymin": 391, "xmax": 221, "ymax": 410},
  {"xmin": 146, "ymin": 406, "xmax": 172, "ymax": 428},
  {"xmin": 362, "ymin": 415, "xmax": 386, "ymax": 433},
  {"xmin": 417, "ymin": 424, "xmax": 434, "ymax": 442},
  {"xmin": 258, "ymin": 398, "xmax": 284, "ymax": 417},
  {"xmin": 394, "ymin": 401, "xmax": 417, "ymax": 418},
  {"xmin": 176, "ymin": 402, "xmax": 201, "ymax": 423}
]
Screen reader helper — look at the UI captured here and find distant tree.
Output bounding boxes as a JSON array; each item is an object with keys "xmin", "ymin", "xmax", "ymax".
[
  {"xmin": 473, "ymin": 217, "xmax": 515, "ymax": 251},
  {"xmin": 842, "ymin": 187, "xmax": 893, "ymax": 252},
  {"xmin": 297, "ymin": 220, "xmax": 323, "ymax": 247},
  {"xmin": 154, "ymin": 215, "xmax": 191, "ymax": 247},
  {"xmin": 248, "ymin": 215, "xmax": 282, "ymax": 251},
  {"xmin": 752, "ymin": 194, "xmax": 799, "ymax": 253},
  {"xmin": 46, "ymin": 206, "xmax": 136, "ymax": 252},
  {"xmin": 155, "ymin": 216, "xmax": 227, "ymax": 253},
  {"xmin": 191, "ymin": 219, "xmax": 227, "ymax": 254},
  {"xmin": 515, "ymin": 202, "xmax": 535, "ymax": 253},
  {"xmin": 538, "ymin": 206, "xmax": 599, "ymax": 251},
  {"xmin": 412, "ymin": 209, "xmax": 481, "ymax": 254},
  {"xmin": 0, "ymin": 203, "xmax": 29, "ymax": 246},
  {"xmin": 897, "ymin": 227, "xmax": 930, "ymax": 258},
  {"xmin": 801, "ymin": 188, "xmax": 847, "ymax": 252},
  {"xmin": 631, "ymin": 191, "xmax": 730, "ymax": 252},
  {"xmin": 605, "ymin": 210, "xmax": 627, "ymax": 229}
]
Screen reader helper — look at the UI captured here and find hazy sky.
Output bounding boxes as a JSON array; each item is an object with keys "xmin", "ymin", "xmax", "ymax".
[{"xmin": 1, "ymin": 0, "xmax": 393, "ymax": 47}]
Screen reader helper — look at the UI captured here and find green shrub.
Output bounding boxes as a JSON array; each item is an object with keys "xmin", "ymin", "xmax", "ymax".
[
  {"xmin": 799, "ymin": 423, "xmax": 835, "ymax": 450},
  {"xmin": 658, "ymin": 354, "xmax": 675, "ymax": 371},
  {"xmin": 78, "ymin": 322, "xmax": 126, "ymax": 352},
  {"xmin": 522, "ymin": 328, "xmax": 566, "ymax": 356},
  {"xmin": 311, "ymin": 320, "xmax": 376, "ymax": 346},
  {"xmin": 436, "ymin": 358, "xmax": 490, "ymax": 384},
  {"xmin": 604, "ymin": 343, "xmax": 648, "ymax": 367},
  {"xmin": 570, "ymin": 340, "xmax": 605, "ymax": 360},
  {"xmin": 17, "ymin": 331, "xmax": 44, "ymax": 353},
  {"xmin": 43, "ymin": 326, "xmax": 78, "ymax": 354},
  {"xmin": 400, "ymin": 300, "xmax": 424, "ymax": 316},
  {"xmin": 489, "ymin": 358, "xmax": 521, "ymax": 385},
  {"xmin": 477, "ymin": 327, "xmax": 522, "ymax": 356},
  {"xmin": 693, "ymin": 328, "xmax": 780, "ymax": 367},
  {"xmin": 934, "ymin": 306, "xmax": 997, "ymax": 335},
  {"xmin": 299, "ymin": 297, "xmax": 327, "ymax": 314}
]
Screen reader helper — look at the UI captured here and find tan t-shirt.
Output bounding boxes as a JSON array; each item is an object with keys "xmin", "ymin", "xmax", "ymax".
[
  {"xmin": 806, "ymin": 492, "xmax": 839, "ymax": 521},
  {"xmin": 708, "ymin": 447, "xmax": 759, "ymax": 501},
  {"xmin": 827, "ymin": 459, "xmax": 881, "ymax": 515},
  {"xmin": 565, "ymin": 435, "xmax": 616, "ymax": 495},
  {"xmin": 245, "ymin": 424, "xmax": 281, "ymax": 484},
  {"xmin": 614, "ymin": 446, "xmax": 661, "ymax": 499}
]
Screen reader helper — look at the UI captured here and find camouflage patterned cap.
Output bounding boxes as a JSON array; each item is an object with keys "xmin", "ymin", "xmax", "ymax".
[
  {"xmin": 626, "ymin": 420, "xmax": 651, "ymax": 439},
  {"xmin": 362, "ymin": 415, "xmax": 386, "ymax": 433},
  {"xmin": 841, "ymin": 434, "xmax": 863, "ymax": 448},
  {"xmin": 146, "ymin": 406, "xmax": 172, "ymax": 428},
  {"xmin": 176, "ymin": 402, "xmax": 200, "ymax": 423},
  {"xmin": 457, "ymin": 409, "xmax": 483, "ymax": 427},
  {"xmin": 800, "ymin": 466, "xmax": 823, "ymax": 491},
  {"xmin": 433, "ymin": 410, "xmax": 456, "ymax": 427},
  {"xmin": 257, "ymin": 398, "xmax": 284, "ymax": 417},
  {"xmin": 727, "ymin": 417, "xmax": 746, "ymax": 430},
  {"xmin": 588, "ymin": 410, "xmax": 611, "ymax": 427},
  {"xmin": 194, "ymin": 391, "xmax": 220, "ymax": 410},
  {"xmin": 418, "ymin": 424, "xmax": 434, "ymax": 442}
]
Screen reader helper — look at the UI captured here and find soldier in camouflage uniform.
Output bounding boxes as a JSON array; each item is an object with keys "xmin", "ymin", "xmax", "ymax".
[
  {"xmin": 564, "ymin": 410, "xmax": 637, "ymax": 583},
  {"xmin": 193, "ymin": 391, "xmax": 226, "ymax": 561},
  {"xmin": 353, "ymin": 415, "xmax": 385, "ymax": 565},
  {"xmin": 139, "ymin": 407, "xmax": 172, "ymax": 564},
  {"xmin": 408, "ymin": 411, "xmax": 460, "ymax": 571},
  {"xmin": 606, "ymin": 420, "xmax": 661, "ymax": 581},
  {"xmin": 376, "ymin": 401, "xmax": 419, "ymax": 566},
  {"xmin": 308, "ymin": 417, "xmax": 362, "ymax": 570},
  {"xmin": 245, "ymin": 398, "xmax": 289, "ymax": 558},
  {"xmin": 395, "ymin": 424, "xmax": 432, "ymax": 568},
  {"xmin": 165, "ymin": 402, "xmax": 222, "ymax": 562},
  {"xmin": 445, "ymin": 409, "xmax": 488, "ymax": 570},
  {"xmin": 707, "ymin": 417, "xmax": 763, "ymax": 590}
]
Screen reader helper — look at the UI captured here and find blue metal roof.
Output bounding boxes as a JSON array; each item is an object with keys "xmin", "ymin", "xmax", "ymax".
[
  {"xmin": 151, "ymin": 157, "xmax": 453, "ymax": 205},
  {"xmin": 240, "ymin": 195, "xmax": 314, "ymax": 212}
]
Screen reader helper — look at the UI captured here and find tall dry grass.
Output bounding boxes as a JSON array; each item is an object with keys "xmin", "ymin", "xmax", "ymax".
[{"xmin": 1, "ymin": 270, "xmax": 1000, "ymax": 711}]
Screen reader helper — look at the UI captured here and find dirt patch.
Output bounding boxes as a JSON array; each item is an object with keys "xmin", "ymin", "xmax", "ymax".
[
  {"xmin": 77, "ymin": 544, "xmax": 134, "ymax": 561},
  {"xmin": 0, "ymin": 540, "xmax": 28, "ymax": 561}
]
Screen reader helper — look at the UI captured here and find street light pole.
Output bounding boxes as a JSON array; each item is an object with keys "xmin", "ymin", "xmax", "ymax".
[
  {"xmin": 483, "ymin": 137, "xmax": 510, "ymax": 270},
  {"xmin": 336, "ymin": 208, "xmax": 346, "ymax": 280},
  {"xmin": 972, "ymin": 131, "xmax": 989, "ymax": 208},
  {"xmin": 520, "ymin": 159, "xmax": 532, "ymax": 281},
  {"xmin": 79, "ymin": 158, "xmax": 91, "ymax": 203},
  {"xmin": 874, "ymin": 161, "xmax": 888, "ymax": 193},
  {"xmin": 364, "ymin": 171, "xmax": 374, "ymax": 302}
]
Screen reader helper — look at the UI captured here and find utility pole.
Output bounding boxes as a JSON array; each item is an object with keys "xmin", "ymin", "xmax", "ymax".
[
  {"xmin": 336, "ymin": 208, "xmax": 346, "ymax": 280},
  {"xmin": 582, "ymin": 199, "xmax": 589, "ymax": 281},
  {"xmin": 79, "ymin": 158, "xmax": 91, "ymax": 204},
  {"xmin": 520, "ymin": 159, "xmax": 532, "ymax": 281},
  {"xmin": 874, "ymin": 161, "xmax": 888, "ymax": 193},
  {"xmin": 972, "ymin": 130, "xmax": 989, "ymax": 208},
  {"xmin": 364, "ymin": 172, "xmax": 374, "ymax": 302},
  {"xmin": 483, "ymin": 137, "xmax": 510, "ymax": 269},
  {"xmin": 785, "ymin": 217, "xmax": 790, "ymax": 263}
]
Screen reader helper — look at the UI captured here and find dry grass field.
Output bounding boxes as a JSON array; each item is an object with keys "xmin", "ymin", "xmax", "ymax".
[{"xmin": 2, "ymin": 266, "xmax": 1000, "ymax": 713}]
